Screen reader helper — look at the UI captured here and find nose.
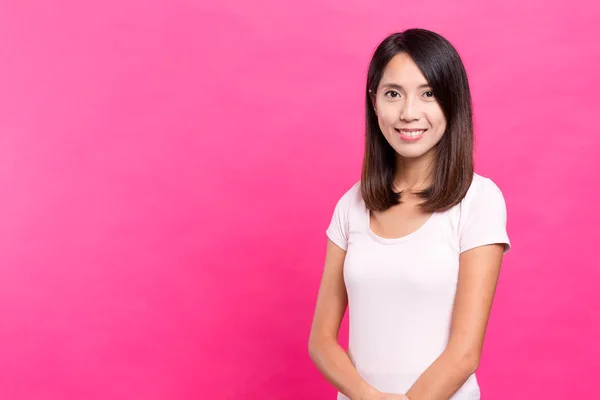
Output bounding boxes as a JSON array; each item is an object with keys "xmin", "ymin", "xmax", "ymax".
[{"xmin": 400, "ymin": 96, "xmax": 420, "ymax": 122}]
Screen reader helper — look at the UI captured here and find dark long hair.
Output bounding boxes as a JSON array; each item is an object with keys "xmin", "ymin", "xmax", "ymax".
[{"xmin": 361, "ymin": 28, "xmax": 474, "ymax": 213}]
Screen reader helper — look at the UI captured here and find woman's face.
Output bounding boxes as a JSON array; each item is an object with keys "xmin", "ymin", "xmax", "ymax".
[{"xmin": 372, "ymin": 52, "xmax": 447, "ymax": 161}]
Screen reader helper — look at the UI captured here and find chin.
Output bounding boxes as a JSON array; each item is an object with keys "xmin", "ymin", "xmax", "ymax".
[
  {"xmin": 392, "ymin": 144, "xmax": 431, "ymax": 159},
  {"xmin": 397, "ymin": 150, "xmax": 429, "ymax": 159}
]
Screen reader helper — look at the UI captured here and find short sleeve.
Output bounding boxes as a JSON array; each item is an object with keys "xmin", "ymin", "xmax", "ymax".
[
  {"xmin": 325, "ymin": 183, "xmax": 358, "ymax": 251},
  {"xmin": 459, "ymin": 177, "xmax": 511, "ymax": 254}
]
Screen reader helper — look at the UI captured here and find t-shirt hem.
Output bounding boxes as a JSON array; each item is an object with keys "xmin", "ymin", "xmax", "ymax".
[
  {"xmin": 460, "ymin": 237, "xmax": 511, "ymax": 254},
  {"xmin": 326, "ymin": 229, "xmax": 348, "ymax": 251}
]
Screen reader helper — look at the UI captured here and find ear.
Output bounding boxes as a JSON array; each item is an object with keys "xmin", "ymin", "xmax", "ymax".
[{"xmin": 369, "ymin": 89, "xmax": 377, "ymax": 114}]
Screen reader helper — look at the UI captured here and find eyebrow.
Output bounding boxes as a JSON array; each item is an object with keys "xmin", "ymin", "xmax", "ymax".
[{"xmin": 380, "ymin": 83, "xmax": 432, "ymax": 90}]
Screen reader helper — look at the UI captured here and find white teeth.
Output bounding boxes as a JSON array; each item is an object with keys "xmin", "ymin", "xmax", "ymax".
[{"xmin": 398, "ymin": 129, "xmax": 425, "ymax": 136}]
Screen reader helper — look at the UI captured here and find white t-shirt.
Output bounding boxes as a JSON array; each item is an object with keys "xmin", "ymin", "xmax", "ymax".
[{"xmin": 326, "ymin": 173, "xmax": 511, "ymax": 400}]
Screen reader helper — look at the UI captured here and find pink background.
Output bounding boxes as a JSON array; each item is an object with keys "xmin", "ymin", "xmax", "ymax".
[{"xmin": 1, "ymin": 1, "xmax": 598, "ymax": 399}]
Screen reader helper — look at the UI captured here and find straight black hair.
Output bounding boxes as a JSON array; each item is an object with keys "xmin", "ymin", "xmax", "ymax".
[{"xmin": 362, "ymin": 28, "xmax": 474, "ymax": 213}]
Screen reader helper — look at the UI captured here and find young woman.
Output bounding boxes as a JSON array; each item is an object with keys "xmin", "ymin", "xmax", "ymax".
[{"xmin": 308, "ymin": 29, "xmax": 511, "ymax": 400}]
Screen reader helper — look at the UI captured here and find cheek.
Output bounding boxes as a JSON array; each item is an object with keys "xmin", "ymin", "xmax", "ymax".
[
  {"xmin": 438, "ymin": 119, "xmax": 447, "ymax": 135},
  {"xmin": 421, "ymin": 109, "xmax": 445, "ymax": 132},
  {"xmin": 435, "ymin": 118, "xmax": 447, "ymax": 132},
  {"xmin": 377, "ymin": 106, "xmax": 397, "ymax": 126},
  {"xmin": 430, "ymin": 107, "xmax": 447, "ymax": 129}
]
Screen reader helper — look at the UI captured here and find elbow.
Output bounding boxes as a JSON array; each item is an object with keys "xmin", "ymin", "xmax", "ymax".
[
  {"xmin": 308, "ymin": 336, "xmax": 321, "ymax": 361},
  {"xmin": 466, "ymin": 354, "xmax": 480, "ymax": 375},
  {"xmin": 308, "ymin": 335, "xmax": 332, "ymax": 362},
  {"xmin": 460, "ymin": 351, "xmax": 480, "ymax": 375},
  {"xmin": 308, "ymin": 341, "xmax": 317, "ymax": 360},
  {"xmin": 447, "ymin": 346, "xmax": 480, "ymax": 375}
]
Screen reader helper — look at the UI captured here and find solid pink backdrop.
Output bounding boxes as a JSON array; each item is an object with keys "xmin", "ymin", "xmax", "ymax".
[{"xmin": 0, "ymin": 1, "xmax": 598, "ymax": 399}]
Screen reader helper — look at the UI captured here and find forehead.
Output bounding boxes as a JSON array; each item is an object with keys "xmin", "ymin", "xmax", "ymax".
[{"xmin": 379, "ymin": 53, "xmax": 429, "ymax": 87}]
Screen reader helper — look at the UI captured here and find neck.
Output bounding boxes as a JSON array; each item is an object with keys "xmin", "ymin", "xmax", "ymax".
[{"xmin": 394, "ymin": 152, "xmax": 436, "ymax": 193}]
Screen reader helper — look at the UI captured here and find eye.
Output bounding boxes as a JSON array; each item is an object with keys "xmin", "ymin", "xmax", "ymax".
[
  {"xmin": 423, "ymin": 91, "xmax": 435, "ymax": 98},
  {"xmin": 384, "ymin": 90, "xmax": 401, "ymax": 98}
]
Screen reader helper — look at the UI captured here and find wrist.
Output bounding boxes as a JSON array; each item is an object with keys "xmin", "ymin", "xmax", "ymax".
[{"xmin": 356, "ymin": 382, "xmax": 379, "ymax": 400}]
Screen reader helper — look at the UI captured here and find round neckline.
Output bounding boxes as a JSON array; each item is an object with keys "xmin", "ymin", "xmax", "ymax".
[{"xmin": 366, "ymin": 208, "xmax": 438, "ymax": 245}]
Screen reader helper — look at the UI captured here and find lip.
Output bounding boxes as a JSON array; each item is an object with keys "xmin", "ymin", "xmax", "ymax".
[{"xmin": 395, "ymin": 128, "xmax": 426, "ymax": 141}]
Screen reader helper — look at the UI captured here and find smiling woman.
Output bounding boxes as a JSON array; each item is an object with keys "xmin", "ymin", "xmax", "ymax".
[
  {"xmin": 308, "ymin": 29, "xmax": 511, "ymax": 400},
  {"xmin": 370, "ymin": 53, "xmax": 447, "ymax": 161}
]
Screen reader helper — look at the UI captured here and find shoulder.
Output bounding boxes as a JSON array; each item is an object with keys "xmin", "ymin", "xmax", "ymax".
[
  {"xmin": 458, "ymin": 173, "xmax": 511, "ymax": 253},
  {"xmin": 334, "ymin": 180, "xmax": 362, "ymax": 207},
  {"xmin": 326, "ymin": 180, "xmax": 362, "ymax": 249},
  {"xmin": 462, "ymin": 173, "xmax": 506, "ymax": 208},
  {"xmin": 329, "ymin": 180, "xmax": 363, "ymax": 220}
]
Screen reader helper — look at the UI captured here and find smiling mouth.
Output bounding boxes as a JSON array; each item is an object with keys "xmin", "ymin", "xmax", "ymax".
[{"xmin": 395, "ymin": 128, "xmax": 427, "ymax": 140}]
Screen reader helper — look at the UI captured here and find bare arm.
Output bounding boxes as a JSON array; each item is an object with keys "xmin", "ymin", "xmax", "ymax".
[
  {"xmin": 308, "ymin": 239, "xmax": 380, "ymax": 400},
  {"xmin": 405, "ymin": 243, "xmax": 505, "ymax": 400}
]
